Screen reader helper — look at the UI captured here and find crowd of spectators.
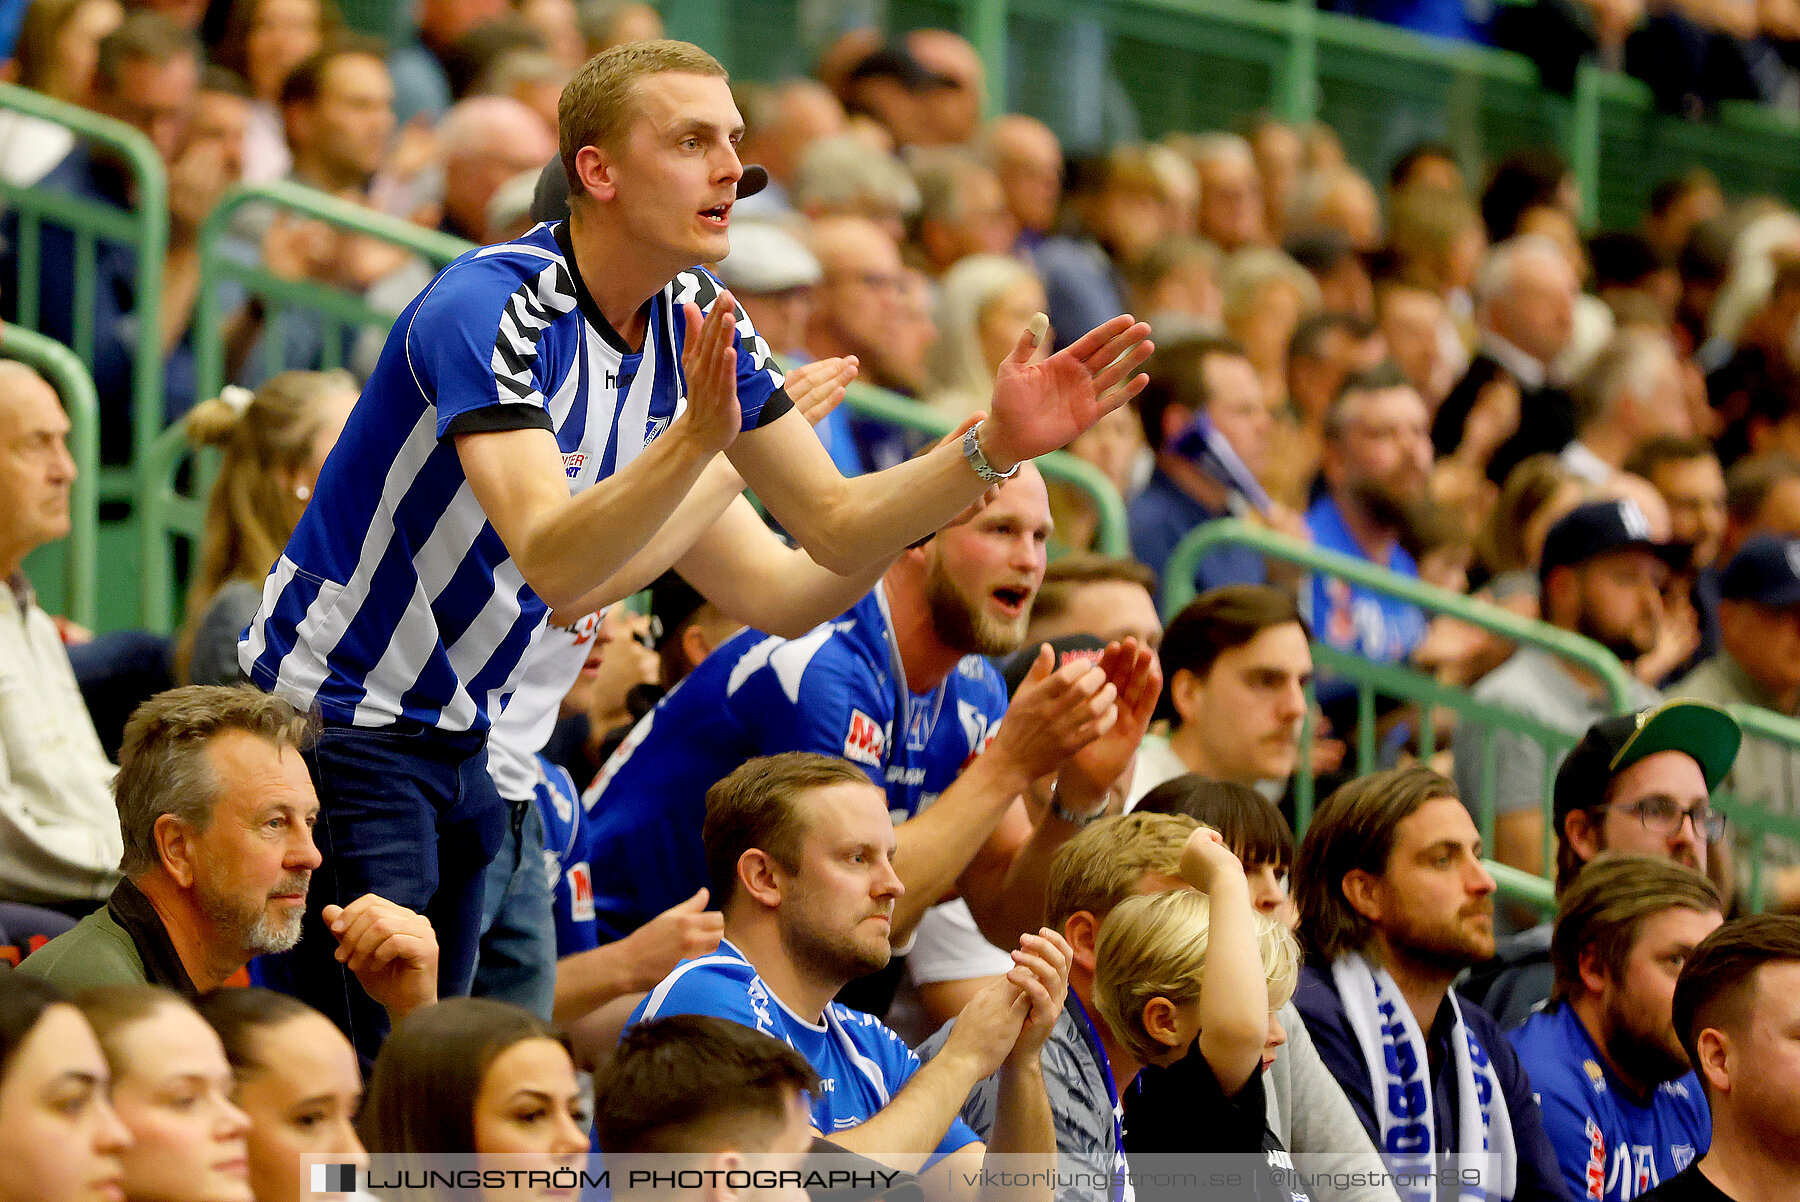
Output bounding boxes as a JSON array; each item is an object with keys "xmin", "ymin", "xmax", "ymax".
[{"xmin": 10, "ymin": 2, "xmax": 1800, "ymax": 1201}]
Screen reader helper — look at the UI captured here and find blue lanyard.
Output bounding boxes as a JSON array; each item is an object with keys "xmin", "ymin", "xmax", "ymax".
[{"xmin": 1066, "ymin": 992, "xmax": 1128, "ymax": 1202}]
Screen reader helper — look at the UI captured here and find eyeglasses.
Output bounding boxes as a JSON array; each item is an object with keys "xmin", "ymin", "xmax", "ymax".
[{"xmin": 1597, "ymin": 796, "xmax": 1726, "ymax": 842}]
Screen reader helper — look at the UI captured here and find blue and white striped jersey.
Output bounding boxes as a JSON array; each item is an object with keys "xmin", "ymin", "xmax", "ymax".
[{"xmin": 240, "ymin": 222, "xmax": 787, "ymax": 732}]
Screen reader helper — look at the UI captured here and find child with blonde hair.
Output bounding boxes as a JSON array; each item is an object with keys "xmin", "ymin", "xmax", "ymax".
[{"xmin": 1108, "ymin": 834, "xmax": 1311, "ymax": 1202}]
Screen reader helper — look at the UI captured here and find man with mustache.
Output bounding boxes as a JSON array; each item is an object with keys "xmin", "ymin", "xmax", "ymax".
[
  {"xmin": 1509, "ymin": 858, "xmax": 1723, "ymax": 1202},
  {"xmin": 1292, "ymin": 766, "xmax": 1569, "ymax": 1202},
  {"xmin": 21, "ymin": 686, "xmax": 438, "ymax": 1030},
  {"xmin": 1453, "ymin": 500, "xmax": 1673, "ymax": 881}
]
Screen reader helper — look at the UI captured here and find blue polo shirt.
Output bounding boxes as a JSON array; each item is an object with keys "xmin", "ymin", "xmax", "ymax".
[
  {"xmin": 631, "ymin": 939, "xmax": 982, "ymax": 1159},
  {"xmin": 1510, "ymin": 1004, "xmax": 1708, "ymax": 1202},
  {"xmin": 1303, "ymin": 494, "xmax": 1428, "ymax": 664}
]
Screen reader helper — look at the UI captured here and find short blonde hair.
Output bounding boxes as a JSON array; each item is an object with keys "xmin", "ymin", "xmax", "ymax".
[
  {"xmin": 1093, "ymin": 889, "xmax": 1300, "ymax": 1065},
  {"xmin": 558, "ymin": 38, "xmax": 726, "ymax": 196},
  {"xmin": 1044, "ymin": 812, "xmax": 1198, "ymax": 933}
]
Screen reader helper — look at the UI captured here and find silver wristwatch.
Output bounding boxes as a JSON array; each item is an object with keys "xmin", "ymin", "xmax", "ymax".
[
  {"xmin": 962, "ymin": 421, "xmax": 1020, "ymax": 484},
  {"xmin": 1050, "ymin": 786, "xmax": 1110, "ymax": 826}
]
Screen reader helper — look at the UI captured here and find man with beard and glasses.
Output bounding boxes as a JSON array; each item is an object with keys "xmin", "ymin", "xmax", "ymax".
[
  {"xmin": 1454, "ymin": 499, "xmax": 1672, "ymax": 882},
  {"xmin": 1291, "ymin": 766, "xmax": 1569, "ymax": 1202},
  {"xmin": 1510, "ymin": 858, "xmax": 1722, "ymax": 1202},
  {"xmin": 630, "ymin": 753, "xmax": 1071, "ymax": 1197},
  {"xmin": 580, "ymin": 464, "xmax": 1160, "ymax": 958},
  {"xmin": 21, "ymin": 687, "xmax": 439, "ymax": 1031},
  {"xmin": 1306, "ymin": 363, "xmax": 1434, "ymax": 672},
  {"xmin": 1463, "ymin": 701, "xmax": 1740, "ymax": 1029}
]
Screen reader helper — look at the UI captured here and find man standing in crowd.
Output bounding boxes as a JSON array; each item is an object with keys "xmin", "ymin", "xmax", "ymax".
[
  {"xmin": 583, "ymin": 466, "xmax": 1157, "ymax": 949},
  {"xmin": 1639, "ymin": 915, "xmax": 1800, "ymax": 1202},
  {"xmin": 1292, "ymin": 766, "xmax": 1569, "ymax": 1202},
  {"xmin": 1454, "ymin": 500, "xmax": 1669, "ymax": 879},
  {"xmin": 0, "ymin": 362, "xmax": 119, "ymax": 916},
  {"xmin": 241, "ymin": 40, "xmax": 1152, "ymax": 1058},
  {"xmin": 1510, "ymin": 858, "xmax": 1722, "ymax": 1202},
  {"xmin": 1464, "ymin": 700, "xmax": 1740, "ymax": 1028},
  {"xmin": 631, "ymin": 753, "xmax": 1070, "ymax": 1193},
  {"xmin": 1129, "ymin": 585, "xmax": 1314, "ymax": 805},
  {"xmin": 1673, "ymin": 536, "xmax": 1800, "ymax": 908}
]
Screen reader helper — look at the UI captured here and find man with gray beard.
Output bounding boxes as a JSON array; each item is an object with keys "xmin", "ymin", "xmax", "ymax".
[
  {"xmin": 21, "ymin": 686, "xmax": 439, "ymax": 1028},
  {"xmin": 580, "ymin": 464, "xmax": 1161, "ymax": 956}
]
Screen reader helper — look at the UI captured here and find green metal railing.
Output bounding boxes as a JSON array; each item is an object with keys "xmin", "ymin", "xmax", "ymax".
[
  {"xmin": 190, "ymin": 180, "xmax": 473, "ymax": 404},
  {"xmin": 1715, "ymin": 705, "xmax": 1800, "ymax": 912},
  {"xmin": 130, "ymin": 181, "xmax": 477, "ymax": 632},
  {"xmin": 0, "ymin": 83, "xmax": 165, "ymax": 547},
  {"xmin": 840, "ymin": 382, "xmax": 1132, "ymax": 557},
  {"xmin": 1164, "ymin": 519, "xmax": 1642, "ymax": 915},
  {"xmin": 5, "ymin": 326, "xmax": 99, "ymax": 629}
]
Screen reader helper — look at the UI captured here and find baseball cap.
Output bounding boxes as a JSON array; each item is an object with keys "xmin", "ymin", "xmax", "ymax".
[
  {"xmin": 647, "ymin": 571, "xmax": 708, "ymax": 653},
  {"xmin": 1000, "ymin": 635, "xmax": 1106, "ymax": 698},
  {"xmin": 1551, "ymin": 699, "xmax": 1742, "ymax": 821},
  {"xmin": 1719, "ymin": 534, "xmax": 1800, "ymax": 608},
  {"xmin": 712, "ymin": 222, "xmax": 823, "ymax": 294},
  {"xmin": 1538, "ymin": 498, "xmax": 1683, "ymax": 583}
]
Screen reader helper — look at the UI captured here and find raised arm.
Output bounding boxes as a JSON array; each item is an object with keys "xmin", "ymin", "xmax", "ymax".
[
  {"xmin": 729, "ymin": 316, "xmax": 1152, "ymax": 574},
  {"xmin": 459, "ymin": 299, "xmax": 747, "ymax": 610},
  {"xmin": 1181, "ymin": 827, "xmax": 1270, "ymax": 1095},
  {"xmin": 886, "ymin": 650, "xmax": 1118, "ymax": 942},
  {"xmin": 672, "ymin": 497, "xmax": 891, "ymax": 637},
  {"xmin": 545, "ymin": 357, "xmax": 862, "ymax": 621},
  {"xmin": 959, "ymin": 642, "xmax": 1162, "ymax": 945}
]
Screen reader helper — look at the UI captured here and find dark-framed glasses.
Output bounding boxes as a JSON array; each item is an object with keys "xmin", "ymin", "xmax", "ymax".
[{"xmin": 1603, "ymin": 796, "xmax": 1726, "ymax": 842}]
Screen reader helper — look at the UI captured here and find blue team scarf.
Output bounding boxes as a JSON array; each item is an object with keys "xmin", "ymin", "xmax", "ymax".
[{"xmin": 1331, "ymin": 953, "xmax": 1517, "ymax": 1202}]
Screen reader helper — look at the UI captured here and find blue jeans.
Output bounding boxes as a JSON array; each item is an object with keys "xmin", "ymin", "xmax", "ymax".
[
  {"xmin": 271, "ymin": 722, "xmax": 505, "ymax": 1065},
  {"xmin": 473, "ymin": 795, "xmax": 556, "ymax": 1019}
]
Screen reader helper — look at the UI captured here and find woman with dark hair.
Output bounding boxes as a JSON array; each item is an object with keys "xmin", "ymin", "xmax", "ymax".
[
  {"xmin": 196, "ymin": 989, "xmax": 368, "ymax": 1202},
  {"xmin": 74, "ymin": 984, "xmax": 252, "ymax": 1202},
  {"xmin": 362, "ymin": 998, "xmax": 588, "ymax": 1198},
  {"xmin": 1135, "ymin": 774, "xmax": 1297, "ymax": 925},
  {"xmin": 0, "ymin": 973, "xmax": 132, "ymax": 1202}
]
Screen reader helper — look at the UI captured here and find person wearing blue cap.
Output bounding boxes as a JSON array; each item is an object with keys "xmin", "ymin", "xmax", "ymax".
[
  {"xmin": 1453, "ymin": 498, "xmax": 1671, "ymax": 886},
  {"xmin": 1672, "ymin": 534, "xmax": 1800, "ymax": 908}
]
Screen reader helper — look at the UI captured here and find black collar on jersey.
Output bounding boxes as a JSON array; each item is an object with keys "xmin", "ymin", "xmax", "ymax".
[
  {"xmin": 552, "ymin": 220, "xmax": 644, "ymax": 356},
  {"xmin": 105, "ymin": 876, "xmax": 201, "ymax": 999}
]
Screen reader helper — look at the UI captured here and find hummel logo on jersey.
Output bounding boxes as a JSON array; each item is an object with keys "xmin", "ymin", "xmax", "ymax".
[
  {"xmin": 562, "ymin": 451, "xmax": 586, "ymax": 479},
  {"xmin": 844, "ymin": 710, "xmax": 885, "ymax": 766}
]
